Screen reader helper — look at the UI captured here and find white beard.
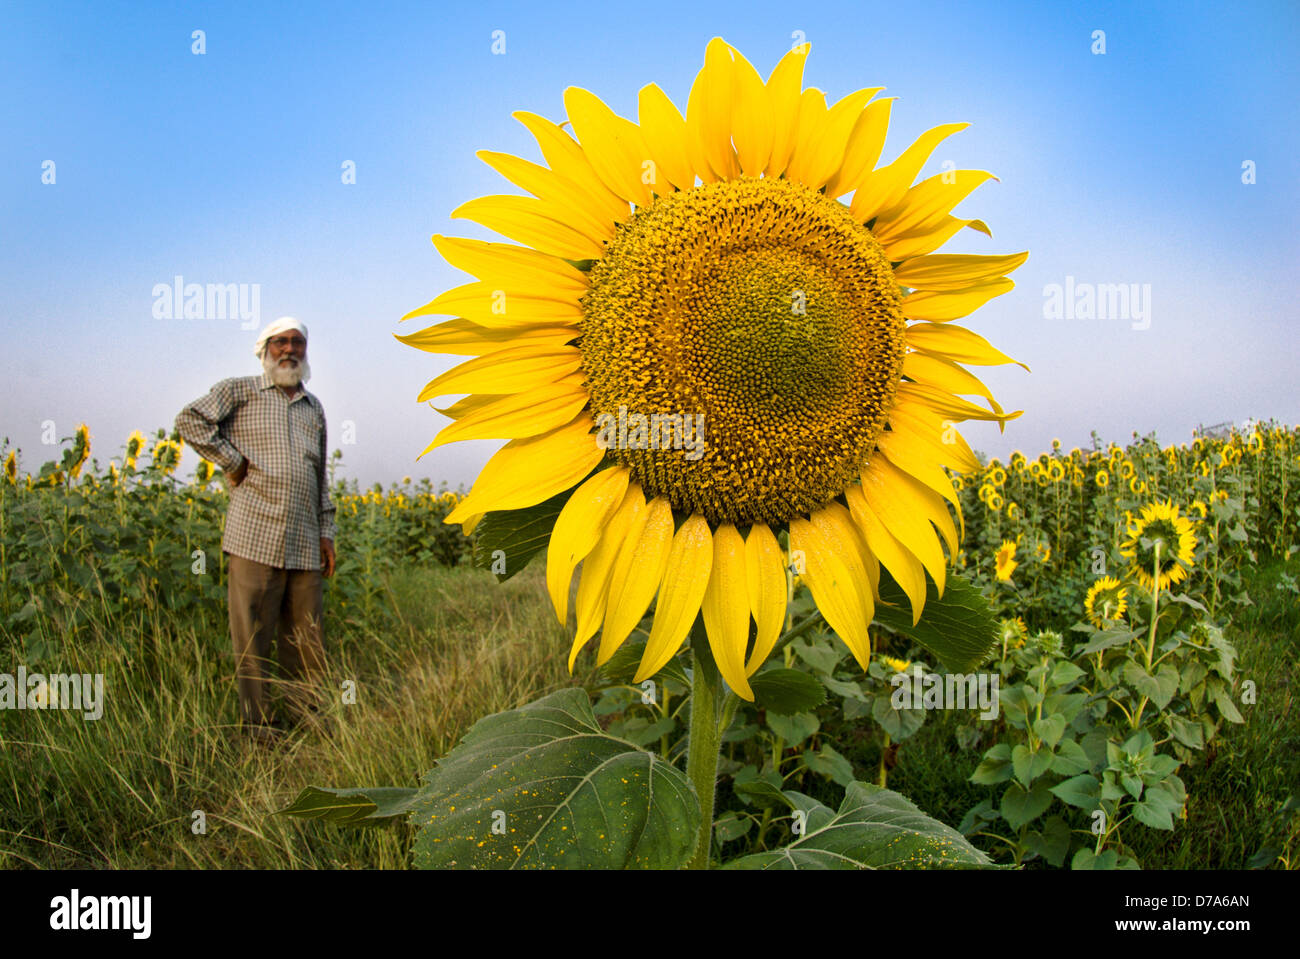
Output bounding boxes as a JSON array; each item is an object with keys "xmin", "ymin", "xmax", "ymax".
[{"xmin": 262, "ymin": 351, "xmax": 311, "ymax": 387}]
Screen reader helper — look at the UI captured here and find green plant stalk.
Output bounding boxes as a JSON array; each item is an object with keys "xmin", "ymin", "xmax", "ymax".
[
  {"xmin": 686, "ymin": 618, "xmax": 723, "ymax": 870},
  {"xmin": 1132, "ymin": 542, "xmax": 1162, "ymax": 730}
]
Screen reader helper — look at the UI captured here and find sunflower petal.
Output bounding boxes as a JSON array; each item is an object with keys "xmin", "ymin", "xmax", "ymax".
[
  {"xmin": 685, "ymin": 37, "xmax": 739, "ymax": 182},
  {"xmin": 850, "ymin": 122, "xmax": 969, "ymax": 223},
  {"xmin": 395, "ymin": 318, "xmax": 576, "ymax": 356},
  {"xmin": 881, "ymin": 215, "xmax": 991, "ymax": 260},
  {"xmin": 728, "ymin": 46, "xmax": 773, "ymax": 177},
  {"xmin": 790, "ymin": 516, "xmax": 872, "ymax": 670},
  {"xmin": 906, "ymin": 322, "xmax": 1030, "ymax": 370},
  {"xmin": 872, "ymin": 455, "xmax": 960, "ymax": 560},
  {"xmin": 762, "ymin": 44, "xmax": 809, "ymax": 177},
  {"xmin": 451, "ymin": 195, "xmax": 606, "ymax": 260},
  {"xmin": 432, "ymin": 235, "xmax": 588, "ymax": 295},
  {"xmin": 846, "ymin": 484, "xmax": 927, "ymax": 625},
  {"xmin": 637, "ymin": 83, "xmax": 696, "ymax": 192},
  {"xmin": 445, "ymin": 415, "xmax": 602, "ymax": 521},
  {"xmin": 897, "ymin": 382, "xmax": 1024, "ymax": 430},
  {"xmin": 512, "ymin": 111, "xmax": 631, "ymax": 225},
  {"xmin": 572, "ymin": 484, "xmax": 645, "ymax": 664},
  {"xmin": 873, "ymin": 427, "xmax": 967, "ymax": 539},
  {"xmin": 599, "ymin": 495, "xmax": 675, "ymax": 663},
  {"xmin": 794, "ymin": 87, "xmax": 882, "ymax": 192},
  {"xmin": 636, "ymin": 515, "xmax": 713, "ymax": 683},
  {"xmin": 902, "ymin": 351, "xmax": 1004, "ymax": 415},
  {"xmin": 402, "ymin": 282, "xmax": 582, "ymax": 327},
  {"xmin": 563, "ymin": 87, "xmax": 655, "ymax": 208},
  {"xmin": 419, "ymin": 378, "xmax": 589, "ymax": 455},
  {"xmin": 416, "ymin": 345, "xmax": 582, "ymax": 402},
  {"xmin": 893, "ymin": 251, "xmax": 1029, "ymax": 291},
  {"xmin": 901, "ymin": 278, "xmax": 1016, "ymax": 322},
  {"xmin": 860, "ymin": 456, "xmax": 948, "ymax": 596},
  {"xmin": 886, "ymin": 402, "xmax": 983, "ymax": 474},
  {"xmin": 700, "ymin": 523, "xmax": 754, "ymax": 700},
  {"xmin": 824, "ymin": 97, "xmax": 894, "ymax": 199},
  {"xmin": 744, "ymin": 522, "xmax": 787, "ymax": 676},
  {"xmin": 874, "ymin": 170, "xmax": 997, "ymax": 242},
  {"xmin": 546, "ymin": 467, "xmax": 631, "ymax": 625},
  {"xmin": 476, "ymin": 149, "xmax": 619, "ymax": 240}
]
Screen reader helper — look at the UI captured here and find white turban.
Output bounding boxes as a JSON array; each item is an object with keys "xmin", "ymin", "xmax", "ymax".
[{"xmin": 254, "ymin": 316, "xmax": 309, "ymax": 357}]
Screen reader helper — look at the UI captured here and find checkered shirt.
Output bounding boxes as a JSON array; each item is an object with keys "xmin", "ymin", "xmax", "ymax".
[{"xmin": 175, "ymin": 372, "xmax": 336, "ymax": 570}]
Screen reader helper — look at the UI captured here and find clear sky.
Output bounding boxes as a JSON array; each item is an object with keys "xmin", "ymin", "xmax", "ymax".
[{"xmin": 2, "ymin": 0, "xmax": 1297, "ymax": 488}]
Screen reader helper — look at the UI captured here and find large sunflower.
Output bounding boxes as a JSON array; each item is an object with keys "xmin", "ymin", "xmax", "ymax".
[
  {"xmin": 1120, "ymin": 500, "xmax": 1197, "ymax": 593},
  {"xmin": 401, "ymin": 39, "xmax": 1027, "ymax": 700}
]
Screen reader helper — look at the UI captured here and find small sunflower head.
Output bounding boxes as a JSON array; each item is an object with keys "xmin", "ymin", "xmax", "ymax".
[
  {"xmin": 3, "ymin": 449, "xmax": 16, "ymax": 485},
  {"xmin": 69, "ymin": 423, "xmax": 92, "ymax": 479},
  {"xmin": 1119, "ymin": 500, "xmax": 1197, "ymax": 592},
  {"xmin": 1084, "ymin": 576, "xmax": 1128, "ymax": 629},
  {"xmin": 1029, "ymin": 629, "xmax": 1064, "ymax": 657},
  {"xmin": 998, "ymin": 616, "xmax": 1028, "ymax": 650},
  {"xmin": 994, "ymin": 539, "xmax": 1018, "ymax": 582}
]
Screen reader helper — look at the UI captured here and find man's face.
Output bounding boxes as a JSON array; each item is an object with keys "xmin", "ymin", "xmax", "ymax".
[{"xmin": 264, "ymin": 333, "xmax": 309, "ymax": 387}]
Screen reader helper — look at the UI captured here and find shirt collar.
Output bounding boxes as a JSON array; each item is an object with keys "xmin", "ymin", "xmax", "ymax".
[{"xmin": 258, "ymin": 372, "xmax": 311, "ymax": 404}]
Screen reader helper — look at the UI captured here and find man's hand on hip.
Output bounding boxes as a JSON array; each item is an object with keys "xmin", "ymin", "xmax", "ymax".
[
  {"xmin": 321, "ymin": 538, "xmax": 336, "ymax": 577},
  {"xmin": 227, "ymin": 458, "xmax": 248, "ymax": 488}
]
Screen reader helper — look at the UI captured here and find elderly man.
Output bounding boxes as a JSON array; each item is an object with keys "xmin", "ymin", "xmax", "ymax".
[{"xmin": 175, "ymin": 317, "xmax": 336, "ymax": 742}]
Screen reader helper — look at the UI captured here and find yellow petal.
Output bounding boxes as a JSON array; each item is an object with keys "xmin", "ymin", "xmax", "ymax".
[
  {"xmin": 896, "ymin": 382, "xmax": 1024, "ymax": 430},
  {"xmin": 635, "ymin": 514, "xmax": 713, "ymax": 682},
  {"xmin": 395, "ymin": 317, "xmax": 576, "ymax": 356},
  {"xmin": 563, "ymin": 87, "xmax": 655, "ymax": 208},
  {"xmin": 572, "ymin": 484, "xmax": 645, "ymax": 666},
  {"xmin": 728, "ymin": 45, "xmax": 773, "ymax": 177},
  {"xmin": 512, "ymin": 111, "xmax": 630, "ymax": 225},
  {"xmin": 598, "ymin": 495, "xmax": 675, "ymax": 664},
  {"xmin": 762, "ymin": 44, "xmax": 810, "ymax": 177},
  {"xmin": 790, "ymin": 516, "xmax": 872, "ymax": 670},
  {"xmin": 432, "ymin": 235, "xmax": 588, "ymax": 295},
  {"xmin": 901, "ymin": 278, "xmax": 1016, "ymax": 322},
  {"xmin": 870, "ymin": 454, "xmax": 960, "ymax": 560},
  {"xmin": 906, "ymin": 322, "xmax": 1030, "ymax": 369},
  {"xmin": 546, "ymin": 467, "xmax": 631, "ymax": 625},
  {"xmin": 873, "ymin": 171, "xmax": 997, "ymax": 242},
  {"xmin": 744, "ymin": 522, "xmax": 787, "ymax": 676},
  {"xmin": 860, "ymin": 456, "xmax": 948, "ymax": 596},
  {"xmin": 402, "ymin": 282, "xmax": 582, "ymax": 327},
  {"xmin": 824, "ymin": 97, "xmax": 894, "ymax": 199},
  {"xmin": 685, "ymin": 38, "xmax": 739, "ymax": 182},
  {"xmin": 845, "ymin": 484, "xmax": 927, "ymax": 625},
  {"xmin": 886, "ymin": 402, "xmax": 983, "ymax": 474},
  {"xmin": 446, "ymin": 415, "xmax": 602, "ymax": 521},
  {"xmin": 783, "ymin": 88, "xmax": 827, "ymax": 187},
  {"xmin": 451, "ymin": 195, "xmax": 606, "ymax": 260},
  {"xmin": 416, "ymin": 345, "xmax": 582, "ymax": 402},
  {"xmin": 873, "ymin": 427, "xmax": 967, "ymax": 539},
  {"xmin": 700, "ymin": 523, "xmax": 754, "ymax": 700},
  {"xmin": 850, "ymin": 122, "xmax": 969, "ymax": 223},
  {"xmin": 637, "ymin": 83, "xmax": 696, "ymax": 192},
  {"xmin": 793, "ymin": 87, "xmax": 881, "ymax": 192},
  {"xmin": 902, "ymin": 351, "xmax": 1004, "ymax": 415},
  {"xmin": 881, "ymin": 215, "xmax": 991, "ymax": 260},
  {"xmin": 418, "ymin": 378, "xmax": 589, "ymax": 455},
  {"xmin": 893, "ymin": 251, "xmax": 1029, "ymax": 291},
  {"xmin": 476, "ymin": 149, "xmax": 619, "ymax": 240}
]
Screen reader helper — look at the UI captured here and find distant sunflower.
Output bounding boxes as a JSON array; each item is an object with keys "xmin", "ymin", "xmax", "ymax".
[
  {"xmin": 70, "ymin": 423, "xmax": 91, "ymax": 479},
  {"xmin": 401, "ymin": 39, "xmax": 1028, "ymax": 698},
  {"xmin": 994, "ymin": 540, "xmax": 1018, "ymax": 582},
  {"xmin": 3, "ymin": 449, "xmax": 16, "ymax": 485},
  {"xmin": 1084, "ymin": 575, "xmax": 1128, "ymax": 629},
  {"xmin": 879, "ymin": 655, "xmax": 912, "ymax": 673},
  {"xmin": 1095, "ymin": 469, "xmax": 1109, "ymax": 488},
  {"xmin": 151, "ymin": 438, "xmax": 183, "ymax": 476},
  {"xmin": 1120, "ymin": 500, "xmax": 1197, "ymax": 592},
  {"xmin": 125, "ymin": 430, "xmax": 148, "ymax": 469}
]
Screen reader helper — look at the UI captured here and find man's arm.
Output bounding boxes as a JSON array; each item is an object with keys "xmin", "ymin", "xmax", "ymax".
[
  {"xmin": 318, "ymin": 409, "xmax": 336, "ymax": 576},
  {"xmin": 175, "ymin": 380, "xmax": 246, "ymax": 475}
]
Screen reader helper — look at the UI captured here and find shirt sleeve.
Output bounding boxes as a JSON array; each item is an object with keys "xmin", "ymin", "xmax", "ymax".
[
  {"xmin": 175, "ymin": 380, "xmax": 245, "ymax": 473},
  {"xmin": 318, "ymin": 409, "xmax": 336, "ymax": 541}
]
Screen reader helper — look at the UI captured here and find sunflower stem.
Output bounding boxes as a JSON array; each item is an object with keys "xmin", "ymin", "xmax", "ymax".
[{"xmin": 686, "ymin": 617, "xmax": 723, "ymax": 870}]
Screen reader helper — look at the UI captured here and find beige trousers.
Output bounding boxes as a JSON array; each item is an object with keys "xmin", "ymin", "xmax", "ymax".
[{"xmin": 227, "ymin": 554, "xmax": 326, "ymax": 726}]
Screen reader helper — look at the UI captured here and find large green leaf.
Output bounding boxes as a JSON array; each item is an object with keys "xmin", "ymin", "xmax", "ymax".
[
  {"xmin": 723, "ymin": 782, "xmax": 997, "ymax": 869},
  {"xmin": 470, "ymin": 490, "xmax": 570, "ymax": 583},
  {"xmin": 750, "ymin": 668, "xmax": 827, "ymax": 715},
  {"xmin": 410, "ymin": 688, "xmax": 699, "ymax": 869},
  {"xmin": 873, "ymin": 571, "xmax": 998, "ymax": 672},
  {"xmin": 277, "ymin": 786, "xmax": 419, "ymax": 827}
]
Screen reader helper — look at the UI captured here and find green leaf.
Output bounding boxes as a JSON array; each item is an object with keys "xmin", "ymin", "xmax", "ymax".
[
  {"xmin": 1050, "ymin": 774, "xmax": 1101, "ymax": 809},
  {"xmin": 410, "ymin": 688, "xmax": 699, "ymax": 869},
  {"xmin": 1051, "ymin": 739, "xmax": 1092, "ymax": 776},
  {"xmin": 1050, "ymin": 661, "xmax": 1086, "ymax": 688},
  {"xmin": 723, "ymin": 782, "xmax": 996, "ymax": 869},
  {"xmin": 970, "ymin": 743, "xmax": 1014, "ymax": 785},
  {"xmin": 713, "ymin": 812, "xmax": 753, "ymax": 843},
  {"xmin": 791, "ymin": 636, "xmax": 842, "ymax": 674},
  {"xmin": 871, "ymin": 691, "xmax": 925, "ymax": 740},
  {"xmin": 598, "ymin": 639, "xmax": 690, "ymax": 689},
  {"xmin": 1024, "ymin": 815, "xmax": 1071, "ymax": 867},
  {"xmin": 278, "ymin": 785, "xmax": 419, "ymax": 827},
  {"xmin": 1012, "ymin": 744, "xmax": 1054, "ymax": 789},
  {"xmin": 803, "ymin": 744, "xmax": 856, "ymax": 787},
  {"xmin": 750, "ymin": 668, "xmax": 828, "ymax": 715},
  {"xmin": 765, "ymin": 710, "xmax": 819, "ymax": 745},
  {"xmin": 732, "ymin": 767, "xmax": 789, "ymax": 809},
  {"xmin": 470, "ymin": 489, "xmax": 570, "ymax": 583},
  {"xmin": 1072, "ymin": 848, "xmax": 1139, "ymax": 870},
  {"xmin": 1033, "ymin": 714, "xmax": 1068, "ymax": 751},
  {"xmin": 1001, "ymin": 781, "xmax": 1054, "ymax": 829},
  {"xmin": 873, "ymin": 570, "xmax": 997, "ymax": 672},
  {"xmin": 1213, "ymin": 687, "xmax": 1245, "ymax": 724},
  {"xmin": 1078, "ymin": 626, "xmax": 1141, "ymax": 655}
]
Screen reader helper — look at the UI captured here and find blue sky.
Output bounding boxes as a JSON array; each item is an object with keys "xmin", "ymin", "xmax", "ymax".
[{"xmin": 2, "ymin": 0, "xmax": 1297, "ymax": 488}]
